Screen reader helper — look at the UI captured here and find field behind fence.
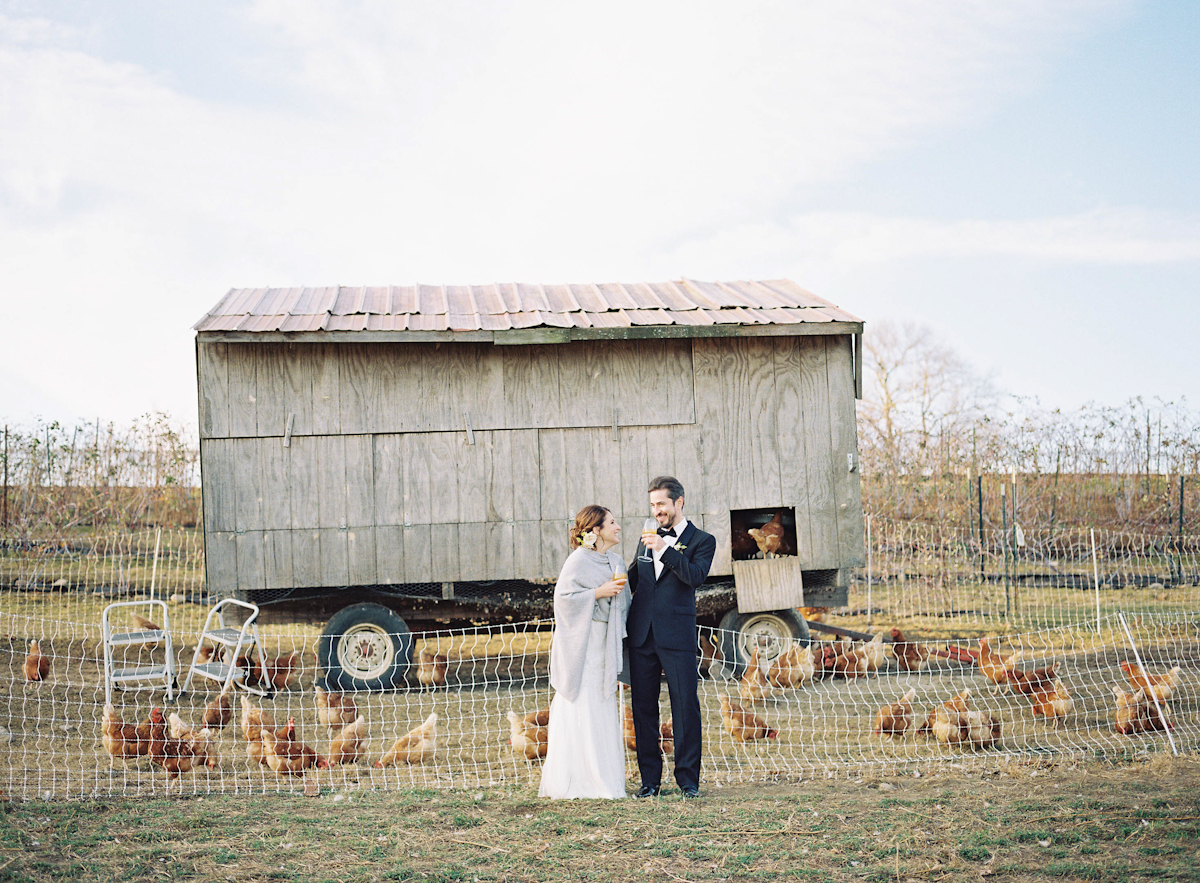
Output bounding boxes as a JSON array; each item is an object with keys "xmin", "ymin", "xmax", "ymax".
[{"xmin": 1, "ymin": 519, "xmax": 1197, "ymax": 799}]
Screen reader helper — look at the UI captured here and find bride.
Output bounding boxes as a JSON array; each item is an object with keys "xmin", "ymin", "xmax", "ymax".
[{"xmin": 538, "ymin": 505, "xmax": 631, "ymax": 799}]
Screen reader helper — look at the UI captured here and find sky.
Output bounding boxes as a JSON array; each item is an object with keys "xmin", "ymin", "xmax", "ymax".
[{"xmin": 1, "ymin": 0, "xmax": 1198, "ymax": 428}]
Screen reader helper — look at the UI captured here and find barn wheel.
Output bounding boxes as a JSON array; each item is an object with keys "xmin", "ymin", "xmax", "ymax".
[
  {"xmin": 716, "ymin": 609, "xmax": 810, "ymax": 680},
  {"xmin": 318, "ymin": 603, "xmax": 412, "ymax": 692}
]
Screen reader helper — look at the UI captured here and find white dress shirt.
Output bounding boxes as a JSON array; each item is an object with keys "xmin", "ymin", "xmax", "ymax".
[{"xmin": 653, "ymin": 517, "xmax": 690, "ymax": 580}]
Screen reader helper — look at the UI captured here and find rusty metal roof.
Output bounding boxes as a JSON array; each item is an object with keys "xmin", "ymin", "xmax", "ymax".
[{"xmin": 193, "ymin": 279, "xmax": 860, "ymax": 336}]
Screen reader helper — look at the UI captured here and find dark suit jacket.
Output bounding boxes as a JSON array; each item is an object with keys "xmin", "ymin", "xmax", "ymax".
[{"xmin": 626, "ymin": 520, "xmax": 717, "ymax": 651}]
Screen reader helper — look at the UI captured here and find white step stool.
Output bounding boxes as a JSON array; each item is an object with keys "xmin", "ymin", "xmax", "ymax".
[
  {"xmin": 101, "ymin": 600, "xmax": 176, "ymax": 705},
  {"xmin": 179, "ymin": 598, "xmax": 271, "ymax": 697}
]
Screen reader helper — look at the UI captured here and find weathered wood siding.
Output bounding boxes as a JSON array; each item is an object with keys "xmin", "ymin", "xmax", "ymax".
[{"xmin": 197, "ymin": 334, "xmax": 863, "ymax": 594}]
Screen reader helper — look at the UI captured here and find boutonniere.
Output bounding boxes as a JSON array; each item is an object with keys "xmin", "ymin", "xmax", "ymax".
[{"xmin": 674, "ymin": 542, "xmax": 687, "ymax": 551}]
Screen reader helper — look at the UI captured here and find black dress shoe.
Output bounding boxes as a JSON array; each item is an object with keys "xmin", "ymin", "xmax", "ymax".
[
  {"xmin": 635, "ymin": 784, "xmax": 661, "ymax": 798},
  {"xmin": 681, "ymin": 787, "xmax": 700, "ymax": 799}
]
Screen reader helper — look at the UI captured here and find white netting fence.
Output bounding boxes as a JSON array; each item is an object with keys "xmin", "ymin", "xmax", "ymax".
[{"xmin": 1, "ymin": 522, "xmax": 1198, "ymax": 799}]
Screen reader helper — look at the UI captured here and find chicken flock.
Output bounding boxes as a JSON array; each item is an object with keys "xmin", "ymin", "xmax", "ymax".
[{"xmin": 10, "ymin": 603, "xmax": 1191, "ymax": 786}]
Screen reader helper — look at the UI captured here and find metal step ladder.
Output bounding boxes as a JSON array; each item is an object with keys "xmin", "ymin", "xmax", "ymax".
[
  {"xmin": 179, "ymin": 598, "xmax": 270, "ymax": 697},
  {"xmin": 101, "ymin": 600, "xmax": 176, "ymax": 705}
]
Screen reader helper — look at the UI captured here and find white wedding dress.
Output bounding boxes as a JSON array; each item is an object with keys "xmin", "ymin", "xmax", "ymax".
[{"xmin": 538, "ymin": 619, "xmax": 627, "ymax": 799}]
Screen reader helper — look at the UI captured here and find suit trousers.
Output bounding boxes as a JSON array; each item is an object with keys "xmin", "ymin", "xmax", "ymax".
[{"xmin": 628, "ymin": 626, "xmax": 702, "ymax": 791}]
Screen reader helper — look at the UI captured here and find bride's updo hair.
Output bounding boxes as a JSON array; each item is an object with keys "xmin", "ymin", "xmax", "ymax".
[{"xmin": 569, "ymin": 505, "xmax": 610, "ymax": 551}]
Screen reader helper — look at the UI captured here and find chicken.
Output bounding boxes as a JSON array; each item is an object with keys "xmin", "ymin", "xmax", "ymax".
[
  {"xmin": 739, "ymin": 649, "xmax": 778, "ymax": 701},
  {"xmin": 195, "ymin": 645, "xmax": 219, "ymax": 665},
  {"xmin": 23, "ymin": 640, "xmax": 50, "ymax": 682},
  {"xmin": 508, "ymin": 710, "xmax": 550, "ymax": 760},
  {"xmin": 767, "ymin": 644, "xmax": 815, "ymax": 689},
  {"xmin": 1007, "ymin": 665, "xmax": 1056, "ymax": 696},
  {"xmin": 522, "ymin": 706, "xmax": 551, "ymax": 728},
  {"xmin": 1119, "ymin": 661, "xmax": 1181, "ymax": 703},
  {"xmin": 889, "ymin": 628, "xmax": 930, "ymax": 672},
  {"xmin": 101, "ymin": 703, "xmax": 150, "ymax": 765},
  {"xmin": 720, "ymin": 695, "xmax": 778, "ymax": 742},
  {"xmin": 860, "ymin": 633, "xmax": 887, "ymax": 673},
  {"xmin": 917, "ymin": 689, "xmax": 971, "ymax": 736},
  {"xmin": 129, "ymin": 613, "xmax": 163, "ymax": 632},
  {"xmin": 964, "ymin": 710, "xmax": 1001, "ymax": 749},
  {"xmin": 147, "ymin": 707, "xmax": 198, "ymax": 780},
  {"xmin": 619, "ymin": 705, "xmax": 674, "ymax": 756},
  {"xmin": 698, "ymin": 633, "xmax": 723, "ymax": 679},
  {"xmin": 416, "ymin": 647, "xmax": 450, "ymax": 688},
  {"xmin": 749, "ymin": 511, "xmax": 790, "ymax": 558},
  {"xmin": 262, "ymin": 651, "xmax": 301, "ymax": 691},
  {"xmin": 798, "ymin": 607, "xmax": 829, "ymax": 623},
  {"xmin": 315, "ymin": 685, "xmax": 359, "ymax": 731},
  {"xmin": 202, "ymin": 688, "xmax": 233, "ymax": 729},
  {"xmin": 377, "ymin": 713, "xmax": 438, "ymax": 766},
  {"xmin": 240, "ymin": 695, "xmax": 276, "ymax": 743},
  {"xmin": 978, "ymin": 638, "xmax": 1021, "ymax": 687},
  {"xmin": 1030, "ymin": 680, "xmax": 1074, "ymax": 722},
  {"xmin": 873, "ymin": 688, "xmax": 915, "ymax": 738},
  {"xmin": 232, "ymin": 654, "xmax": 265, "ymax": 685},
  {"xmin": 328, "ymin": 715, "xmax": 368, "ymax": 765},
  {"xmin": 260, "ymin": 717, "xmax": 328, "ymax": 775},
  {"xmin": 729, "ymin": 512, "xmax": 760, "ymax": 560},
  {"xmin": 931, "ymin": 704, "xmax": 969, "ymax": 745},
  {"xmin": 1113, "ymin": 686, "xmax": 1144, "ymax": 735},
  {"xmin": 812, "ymin": 642, "xmax": 841, "ymax": 679},
  {"xmin": 167, "ymin": 713, "xmax": 218, "ymax": 769},
  {"xmin": 831, "ymin": 646, "xmax": 869, "ymax": 679}
]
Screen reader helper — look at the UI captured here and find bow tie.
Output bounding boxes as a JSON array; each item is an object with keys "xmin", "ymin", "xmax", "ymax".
[{"xmin": 657, "ymin": 526, "xmax": 675, "ymax": 537}]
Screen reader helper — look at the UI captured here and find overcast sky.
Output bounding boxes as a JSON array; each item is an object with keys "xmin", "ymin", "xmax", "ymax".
[{"xmin": 2, "ymin": 0, "xmax": 1197, "ymax": 427}]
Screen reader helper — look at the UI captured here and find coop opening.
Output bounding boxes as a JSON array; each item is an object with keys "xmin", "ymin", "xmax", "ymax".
[{"xmin": 730, "ymin": 508, "xmax": 797, "ymax": 561}]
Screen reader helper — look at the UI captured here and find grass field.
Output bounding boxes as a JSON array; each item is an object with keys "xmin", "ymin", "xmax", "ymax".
[{"xmin": 2, "ymin": 755, "xmax": 1199, "ymax": 882}]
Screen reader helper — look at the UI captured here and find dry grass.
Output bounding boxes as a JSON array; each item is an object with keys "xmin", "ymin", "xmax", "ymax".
[{"xmin": 3, "ymin": 755, "xmax": 1200, "ymax": 882}]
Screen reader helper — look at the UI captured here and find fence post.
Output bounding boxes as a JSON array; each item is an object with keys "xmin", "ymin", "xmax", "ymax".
[
  {"xmin": 1091, "ymin": 528, "xmax": 1101, "ymax": 632},
  {"xmin": 1001, "ymin": 483, "xmax": 1009, "ymax": 619},
  {"xmin": 1116, "ymin": 611, "xmax": 1178, "ymax": 755},
  {"xmin": 866, "ymin": 515, "xmax": 873, "ymax": 630},
  {"xmin": 149, "ymin": 526, "xmax": 162, "ymax": 601},
  {"xmin": 2, "ymin": 424, "xmax": 7, "ymax": 529},
  {"xmin": 977, "ymin": 475, "xmax": 984, "ymax": 583}
]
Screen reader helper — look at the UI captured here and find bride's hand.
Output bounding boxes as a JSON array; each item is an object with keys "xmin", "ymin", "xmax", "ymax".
[{"xmin": 595, "ymin": 578, "xmax": 624, "ymax": 599}]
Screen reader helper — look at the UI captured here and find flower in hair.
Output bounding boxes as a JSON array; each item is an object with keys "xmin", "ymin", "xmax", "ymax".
[{"xmin": 579, "ymin": 530, "xmax": 598, "ymax": 550}]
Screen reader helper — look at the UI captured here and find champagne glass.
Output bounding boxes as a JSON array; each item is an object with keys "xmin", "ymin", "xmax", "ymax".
[{"xmin": 638, "ymin": 517, "xmax": 657, "ymax": 562}]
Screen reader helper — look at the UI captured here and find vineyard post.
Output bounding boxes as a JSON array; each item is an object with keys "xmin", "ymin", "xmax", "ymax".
[
  {"xmin": 2, "ymin": 424, "xmax": 7, "ymax": 529},
  {"xmin": 977, "ymin": 475, "xmax": 984, "ymax": 582},
  {"xmin": 1091, "ymin": 528, "xmax": 1101, "ymax": 632},
  {"xmin": 1001, "ymin": 482, "xmax": 1009, "ymax": 619},
  {"xmin": 865, "ymin": 514, "xmax": 873, "ymax": 630},
  {"xmin": 149, "ymin": 526, "xmax": 162, "ymax": 601}
]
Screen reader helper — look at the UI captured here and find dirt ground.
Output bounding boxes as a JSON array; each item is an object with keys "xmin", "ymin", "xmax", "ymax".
[{"xmin": 2, "ymin": 754, "xmax": 1199, "ymax": 882}]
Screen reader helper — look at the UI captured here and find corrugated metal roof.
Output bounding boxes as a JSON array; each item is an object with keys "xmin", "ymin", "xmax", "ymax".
[{"xmin": 193, "ymin": 279, "xmax": 860, "ymax": 335}]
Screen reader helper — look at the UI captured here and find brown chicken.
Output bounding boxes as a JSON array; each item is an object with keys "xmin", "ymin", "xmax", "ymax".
[
  {"xmin": 262, "ymin": 651, "xmax": 301, "ymax": 690},
  {"xmin": 1113, "ymin": 686, "xmax": 1144, "ymax": 735},
  {"xmin": 889, "ymin": 628, "xmax": 930, "ymax": 672},
  {"xmin": 917, "ymin": 688, "xmax": 971, "ymax": 736},
  {"xmin": 873, "ymin": 688, "xmax": 916, "ymax": 738},
  {"xmin": 240, "ymin": 695, "xmax": 275, "ymax": 743},
  {"xmin": 798, "ymin": 607, "xmax": 829, "ymax": 623},
  {"xmin": 767, "ymin": 644, "xmax": 815, "ymax": 689},
  {"xmin": 101, "ymin": 703, "xmax": 151, "ymax": 765},
  {"xmin": 1119, "ymin": 661, "xmax": 1181, "ymax": 703},
  {"xmin": 507, "ymin": 710, "xmax": 549, "ymax": 760},
  {"xmin": 720, "ymin": 695, "xmax": 778, "ymax": 742},
  {"xmin": 377, "ymin": 713, "xmax": 438, "ymax": 766},
  {"xmin": 129, "ymin": 613, "xmax": 163, "ymax": 632},
  {"xmin": 23, "ymin": 640, "xmax": 50, "ymax": 682},
  {"xmin": 749, "ymin": 511, "xmax": 790, "ymax": 558},
  {"xmin": 931, "ymin": 704, "xmax": 969, "ymax": 745},
  {"xmin": 977, "ymin": 637, "xmax": 1021, "ymax": 687},
  {"xmin": 860, "ymin": 633, "xmax": 887, "ymax": 673},
  {"xmin": 328, "ymin": 715, "xmax": 369, "ymax": 765},
  {"xmin": 729, "ymin": 512, "xmax": 760, "ymax": 560},
  {"xmin": 416, "ymin": 647, "xmax": 450, "ymax": 688},
  {"xmin": 698, "ymin": 633, "xmax": 723, "ymax": 678},
  {"xmin": 202, "ymin": 688, "xmax": 233, "ymax": 729},
  {"xmin": 147, "ymin": 707, "xmax": 198, "ymax": 780},
  {"xmin": 747, "ymin": 527, "xmax": 780, "ymax": 558},
  {"xmin": 168, "ymin": 713, "xmax": 219, "ymax": 769},
  {"xmin": 620, "ymin": 705, "xmax": 674, "ymax": 756},
  {"xmin": 260, "ymin": 717, "xmax": 327, "ymax": 774},
  {"xmin": 1007, "ymin": 665, "xmax": 1057, "ymax": 696},
  {"xmin": 1030, "ymin": 680, "xmax": 1074, "ymax": 722},
  {"xmin": 315, "ymin": 685, "xmax": 360, "ymax": 731},
  {"xmin": 831, "ymin": 646, "xmax": 869, "ymax": 679},
  {"xmin": 739, "ymin": 649, "xmax": 778, "ymax": 701}
]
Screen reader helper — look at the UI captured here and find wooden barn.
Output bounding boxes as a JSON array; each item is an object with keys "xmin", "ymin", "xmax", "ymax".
[{"xmin": 194, "ymin": 279, "xmax": 865, "ymax": 686}]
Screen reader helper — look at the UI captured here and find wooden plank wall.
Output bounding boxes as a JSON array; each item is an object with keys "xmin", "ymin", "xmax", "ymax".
[{"xmin": 196, "ymin": 334, "xmax": 864, "ymax": 593}]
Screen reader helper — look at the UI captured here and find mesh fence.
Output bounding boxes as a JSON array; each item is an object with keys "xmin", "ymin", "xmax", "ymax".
[{"xmin": 1, "ymin": 522, "xmax": 1197, "ymax": 799}]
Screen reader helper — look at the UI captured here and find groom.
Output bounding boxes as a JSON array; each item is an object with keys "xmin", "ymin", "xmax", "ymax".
[{"xmin": 625, "ymin": 476, "xmax": 716, "ymax": 799}]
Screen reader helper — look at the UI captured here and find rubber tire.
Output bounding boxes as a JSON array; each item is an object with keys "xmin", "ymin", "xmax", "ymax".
[
  {"xmin": 716, "ymin": 609, "xmax": 810, "ymax": 680},
  {"xmin": 318, "ymin": 603, "xmax": 413, "ymax": 692}
]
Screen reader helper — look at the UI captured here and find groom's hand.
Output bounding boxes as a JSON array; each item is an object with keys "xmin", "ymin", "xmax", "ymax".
[{"xmin": 643, "ymin": 534, "xmax": 667, "ymax": 552}]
